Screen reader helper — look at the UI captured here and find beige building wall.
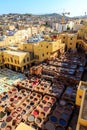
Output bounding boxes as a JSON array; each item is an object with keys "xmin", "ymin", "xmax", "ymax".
[{"xmin": 3, "ymin": 50, "xmax": 30, "ymax": 72}]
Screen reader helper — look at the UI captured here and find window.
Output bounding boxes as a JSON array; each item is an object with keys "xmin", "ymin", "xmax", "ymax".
[
  {"xmin": 47, "ymin": 52, "xmax": 48, "ymax": 55},
  {"xmin": 71, "ymin": 37, "xmax": 73, "ymax": 40},
  {"xmin": 46, "ymin": 46, "xmax": 48, "ymax": 48},
  {"xmin": 11, "ymin": 57, "xmax": 13, "ymax": 62},
  {"xmin": 15, "ymin": 60, "xmax": 17, "ymax": 64},
  {"xmin": 63, "ymin": 37, "xmax": 65, "ymax": 39},
  {"xmin": 42, "ymin": 53, "xmax": 44, "ymax": 57},
  {"xmin": 70, "ymin": 43, "xmax": 72, "ymax": 45},
  {"xmin": 27, "ymin": 57, "xmax": 29, "ymax": 61},
  {"xmin": 23, "ymin": 59, "xmax": 25, "ymax": 63},
  {"xmin": 34, "ymin": 55, "xmax": 39, "ymax": 59},
  {"xmin": 79, "ymin": 96, "xmax": 82, "ymax": 99}
]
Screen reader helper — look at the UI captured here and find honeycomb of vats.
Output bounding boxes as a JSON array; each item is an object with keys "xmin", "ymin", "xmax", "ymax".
[{"xmin": 30, "ymin": 65, "xmax": 43, "ymax": 75}]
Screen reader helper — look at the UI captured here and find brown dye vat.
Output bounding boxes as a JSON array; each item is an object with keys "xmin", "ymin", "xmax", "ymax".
[
  {"xmin": 26, "ymin": 99, "xmax": 30, "ymax": 103},
  {"xmin": 17, "ymin": 107, "xmax": 22, "ymax": 112},
  {"xmin": 18, "ymin": 96, "xmax": 22, "ymax": 100},
  {"xmin": 14, "ymin": 95, "xmax": 18, "ymax": 98},
  {"xmin": 5, "ymin": 126, "xmax": 12, "ymax": 130},
  {"xmin": 44, "ymin": 96, "xmax": 49, "ymax": 101},
  {"xmin": 8, "ymin": 91, "xmax": 12, "ymax": 95},
  {"xmin": 3, "ymin": 92, "xmax": 7, "ymax": 95},
  {"xmin": 6, "ymin": 116, "xmax": 12, "ymax": 122},
  {"xmin": 34, "ymin": 98, "xmax": 38, "ymax": 101},
  {"xmin": 12, "ymin": 111, "xmax": 18, "ymax": 118},
  {"xmin": 16, "ymin": 114, "xmax": 22, "ymax": 120},
  {"xmin": 10, "ymin": 98, "xmax": 14, "ymax": 102},
  {"xmin": 40, "ymin": 112, "xmax": 45, "ymax": 118},
  {"xmin": 37, "ymin": 94, "xmax": 41, "ymax": 98},
  {"xmin": 43, "ymin": 95, "xmax": 56, "ymax": 104},
  {"xmin": 22, "ymin": 103, "xmax": 27, "ymax": 107},
  {"xmin": 12, "ymin": 119, "xmax": 16, "ymax": 126},
  {"xmin": 12, "ymin": 88, "xmax": 17, "ymax": 92},
  {"xmin": 19, "ymin": 89, "xmax": 26, "ymax": 94},
  {"xmin": 30, "ymin": 96, "xmax": 33, "ymax": 99}
]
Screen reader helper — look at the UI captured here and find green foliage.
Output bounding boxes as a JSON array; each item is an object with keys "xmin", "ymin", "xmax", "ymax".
[{"xmin": 67, "ymin": 24, "xmax": 70, "ymax": 30}]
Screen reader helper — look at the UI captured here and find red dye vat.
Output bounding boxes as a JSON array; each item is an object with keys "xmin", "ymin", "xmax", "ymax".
[{"xmin": 33, "ymin": 110, "xmax": 39, "ymax": 116}]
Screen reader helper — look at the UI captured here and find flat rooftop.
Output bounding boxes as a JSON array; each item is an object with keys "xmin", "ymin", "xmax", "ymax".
[{"xmin": 4, "ymin": 50, "xmax": 29, "ymax": 56}]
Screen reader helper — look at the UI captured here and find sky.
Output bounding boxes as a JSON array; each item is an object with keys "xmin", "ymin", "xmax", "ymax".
[{"xmin": 0, "ymin": 0, "xmax": 87, "ymax": 17}]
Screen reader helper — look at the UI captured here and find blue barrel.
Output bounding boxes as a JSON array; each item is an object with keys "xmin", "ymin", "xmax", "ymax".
[
  {"xmin": 59, "ymin": 118, "xmax": 67, "ymax": 127},
  {"xmin": 50, "ymin": 116, "xmax": 58, "ymax": 123}
]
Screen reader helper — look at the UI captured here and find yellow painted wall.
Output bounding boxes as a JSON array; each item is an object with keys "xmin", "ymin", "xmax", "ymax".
[
  {"xmin": 0, "ymin": 52, "xmax": 3, "ymax": 66},
  {"xmin": 22, "ymin": 43, "xmax": 34, "ymax": 52},
  {"xmin": 78, "ymin": 90, "xmax": 87, "ymax": 127},
  {"xmin": 67, "ymin": 34, "xmax": 77, "ymax": 50},
  {"xmin": 34, "ymin": 40, "xmax": 64, "ymax": 62},
  {"xmin": 78, "ymin": 23, "xmax": 87, "ymax": 39},
  {"xmin": 59, "ymin": 34, "xmax": 68, "ymax": 44},
  {"xmin": 59, "ymin": 33, "xmax": 77, "ymax": 50},
  {"xmin": 3, "ymin": 51, "xmax": 30, "ymax": 67},
  {"xmin": 76, "ymin": 81, "xmax": 87, "ymax": 129},
  {"xmin": 76, "ymin": 81, "xmax": 87, "ymax": 106}
]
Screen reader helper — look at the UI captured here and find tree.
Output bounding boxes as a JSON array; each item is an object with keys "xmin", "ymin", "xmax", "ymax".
[{"xmin": 67, "ymin": 25, "xmax": 70, "ymax": 30}]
